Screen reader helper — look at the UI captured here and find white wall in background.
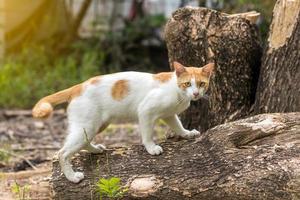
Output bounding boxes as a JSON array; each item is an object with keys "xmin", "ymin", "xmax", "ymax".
[
  {"xmin": 145, "ymin": 0, "xmax": 198, "ymax": 17},
  {"xmin": 68, "ymin": 0, "xmax": 200, "ymax": 37}
]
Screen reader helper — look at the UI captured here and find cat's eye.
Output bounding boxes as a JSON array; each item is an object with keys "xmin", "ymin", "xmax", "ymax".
[
  {"xmin": 199, "ymin": 82, "xmax": 206, "ymax": 87},
  {"xmin": 184, "ymin": 82, "xmax": 191, "ymax": 87}
]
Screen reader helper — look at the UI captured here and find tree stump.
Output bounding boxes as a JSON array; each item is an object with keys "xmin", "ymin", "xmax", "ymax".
[
  {"xmin": 51, "ymin": 112, "xmax": 300, "ymax": 200},
  {"xmin": 164, "ymin": 7, "xmax": 262, "ymax": 132},
  {"xmin": 254, "ymin": 0, "xmax": 300, "ymax": 113}
]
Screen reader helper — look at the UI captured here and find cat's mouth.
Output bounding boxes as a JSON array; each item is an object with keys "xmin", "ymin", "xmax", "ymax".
[{"xmin": 191, "ymin": 96, "xmax": 200, "ymax": 101}]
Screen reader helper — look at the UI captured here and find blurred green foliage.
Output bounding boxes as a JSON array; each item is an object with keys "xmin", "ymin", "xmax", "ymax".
[
  {"xmin": 11, "ymin": 181, "xmax": 31, "ymax": 200},
  {"xmin": 0, "ymin": 14, "xmax": 167, "ymax": 109},
  {"xmin": 0, "ymin": 1, "xmax": 276, "ymax": 109},
  {"xmin": 0, "ymin": 43, "xmax": 104, "ymax": 108},
  {"xmin": 0, "ymin": 150, "xmax": 10, "ymax": 163},
  {"xmin": 102, "ymin": 14, "xmax": 167, "ymax": 72}
]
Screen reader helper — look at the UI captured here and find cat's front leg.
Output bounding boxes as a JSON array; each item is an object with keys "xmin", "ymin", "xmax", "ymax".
[
  {"xmin": 163, "ymin": 115, "xmax": 200, "ymax": 138},
  {"xmin": 138, "ymin": 113, "xmax": 163, "ymax": 155}
]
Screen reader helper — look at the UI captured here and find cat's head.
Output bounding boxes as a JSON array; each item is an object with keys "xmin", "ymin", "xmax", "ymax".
[{"xmin": 173, "ymin": 61, "xmax": 214, "ymax": 101}]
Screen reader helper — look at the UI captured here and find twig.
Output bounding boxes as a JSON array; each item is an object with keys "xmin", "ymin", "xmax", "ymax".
[
  {"xmin": 0, "ymin": 148, "xmax": 37, "ymax": 170},
  {"xmin": 12, "ymin": 146, "xmax": 60, "ymax": 151},
  {"xmin": 3, "ymin": 110, "xmax": 32, "ymax": 116},
  {"xmin": 1, "ymin": 168, "xmax": 50, "ymax": 179}
]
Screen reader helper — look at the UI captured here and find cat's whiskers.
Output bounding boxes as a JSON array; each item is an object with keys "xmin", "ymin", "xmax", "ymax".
[{"xmin": 201, "ymin": 94, "xmax": 210, "ymax": 101}]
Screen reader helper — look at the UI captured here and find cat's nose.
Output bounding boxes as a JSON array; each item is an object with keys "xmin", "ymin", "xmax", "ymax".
[{"xmin": 193, "ymin": 92, "xmax": 199, "ymax": 97}]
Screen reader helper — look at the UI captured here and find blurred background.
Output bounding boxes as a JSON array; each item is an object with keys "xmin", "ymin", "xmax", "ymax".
[
  {"xmin": 0, "ymin": 1, "xmax": 277, "ymax": 199},
  {"xmin": 0, "ymin": 0, "xmax": 275, "ymax": 109}
]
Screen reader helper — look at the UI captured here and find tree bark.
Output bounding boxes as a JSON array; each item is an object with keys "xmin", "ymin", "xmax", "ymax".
[
  {"xmin": 164, "ymin": 7, "xmax": 262, "ymax": 132},
  {"xmin": 51, "ymin": 112, "xmax": 300, "ymax": 200},
  {"xmin": 254, "ymin": 0, "xmax": 300, "ymax": 113},
  {"xmin": 62, "ymin": 0, "xmax": 92, "ymax": 46},
  {"xmin": 71, "ymin": 0, "xmax": 92, "ymax": 38}
]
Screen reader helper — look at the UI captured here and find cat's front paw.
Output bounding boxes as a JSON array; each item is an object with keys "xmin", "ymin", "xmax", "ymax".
[
  {"xmin": 67, "ymin": 172, "xmax": 84, "ymax": 183},
  {"xmin": 182, "ymin": 129, "xmax": 200, "ymax": 139},
  {"xmin": 145, "ymin": 144, "xmax": 163, "ymax": 155}
]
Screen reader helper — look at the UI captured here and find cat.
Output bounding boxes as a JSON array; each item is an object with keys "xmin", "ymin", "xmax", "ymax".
[{"xmin": 32, "ymin": 61, "xmax": 214, "ymax": 183}]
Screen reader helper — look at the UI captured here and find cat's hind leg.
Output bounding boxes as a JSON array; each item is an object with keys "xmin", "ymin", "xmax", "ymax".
[
  {"xmin": 85, "ymin": 143, "xmax": 106, "ymax": 154},
  {"xmin": 58, "ymin": 122, "xmax": 93, "ymax": 183},
  {"xmin": 85, "ymin": 123, "xmax": 109, "ymax": 154},
  {"xmin": 58, "ymin": 101, "xmax": 102, "ymax": 183}
]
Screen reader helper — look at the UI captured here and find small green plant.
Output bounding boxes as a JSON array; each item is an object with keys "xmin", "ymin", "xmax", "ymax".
[
  {"xmin": 11, "ymin": 182, "xmax": 31, "ymax": 200},
  {"xmin": 96, "ymin": 177, "xmax": 128, "ymax": 200},
  {"xmin": 0, "ymin": 149, "xmax": 11, "ymax": 163}
]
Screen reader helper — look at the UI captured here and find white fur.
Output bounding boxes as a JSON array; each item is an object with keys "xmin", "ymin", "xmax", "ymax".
[{"xmin": 59, "ymin": 71, "xmax": 202, "ymax": 183}]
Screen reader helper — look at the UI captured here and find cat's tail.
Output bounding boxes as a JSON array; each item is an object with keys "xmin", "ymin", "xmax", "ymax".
[{"xmin": 32, "ymin": 84, "xmax": 82, "ymax": 118}]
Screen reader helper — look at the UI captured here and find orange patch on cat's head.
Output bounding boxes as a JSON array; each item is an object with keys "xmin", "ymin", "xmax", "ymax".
[
  {"xmin": 111, "ymin": 79, "xmax": 129, "ymax": 101},
  {"xmin": 153, "ymin": 72, "xmax": 173, "ymax": 83},
  {"xmin": 173, "ymin": 61, "xmax": 215, "ymax": 90}
]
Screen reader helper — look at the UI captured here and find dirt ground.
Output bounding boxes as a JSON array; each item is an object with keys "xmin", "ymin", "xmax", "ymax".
[{"xmin": 0, "ymin": 109, "xmax": 168, "ymax": 200}]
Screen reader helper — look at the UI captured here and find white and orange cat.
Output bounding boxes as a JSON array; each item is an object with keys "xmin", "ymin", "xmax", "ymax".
[{"xmin": 32, "ymin": 61, "xmax": 214, "ymax": 183}]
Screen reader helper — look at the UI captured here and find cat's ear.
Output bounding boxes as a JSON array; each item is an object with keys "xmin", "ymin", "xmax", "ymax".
[
  {"xmin": 202, "ymin": 63, "xmax": 214, "ymax": 77},
  {"xmin": 173, "ymin": 61, "xmax": 186, "ymax": 77}
]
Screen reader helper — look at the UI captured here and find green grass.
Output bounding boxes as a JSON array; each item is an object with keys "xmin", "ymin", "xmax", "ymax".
[
  {"xmin": 0, "ymin": 44, "xmax": 103, "ymax": 108},
  {"xmin": 0, "ymin": 144, "xmax": 12, "ymax": 164},
  {"xmin": 0, "ymin": 149, "xmax": 11, "ymax": 163},
  {"xmin": 11, "ymin": 181, "xmax": 31, "ymax": 200},
  {"xmin": 96, "ymin": 177, "xmax": 128, "ymax": 199}
]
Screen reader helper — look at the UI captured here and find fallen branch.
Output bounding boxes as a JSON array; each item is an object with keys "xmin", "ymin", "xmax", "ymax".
[
  {"xmin": 1, "ymin": 109, "xmax": 65, "ymax": 117},
  {"xmin": 1, "ymin": 168, "xmax": 50, "ymax": 180},
  {"xmin": 12, "ymin": 146, "xmax": 60, "ymax": 151},
  {"xmin": 0, "ymin": 149, "xmax": 37, "ymax": 170}
]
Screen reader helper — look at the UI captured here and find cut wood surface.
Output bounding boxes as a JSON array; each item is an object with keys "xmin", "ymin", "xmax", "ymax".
[
  {"xmin": 254, "ymin": 0, "xmax": 300, "ymax": 113},
  {"xmin": 51, "ymin": 112, "xmax": 300, "ymax": 200},
  {"xmin": 164, "ymin": 7, "xmax": 262, "ymax": 132}
]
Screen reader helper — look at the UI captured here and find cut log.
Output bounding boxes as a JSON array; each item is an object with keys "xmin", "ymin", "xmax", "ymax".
[
  {"xmin": 51, "ymin": 112, "xmax": 300, "ymax": 200},
  {"xmin": 254, "ymin": 0, "xmax": 300, "ymax": 113},
  {"xmin": 164, "ymin": 7, "xmax": 262, "ymax": 132}
]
